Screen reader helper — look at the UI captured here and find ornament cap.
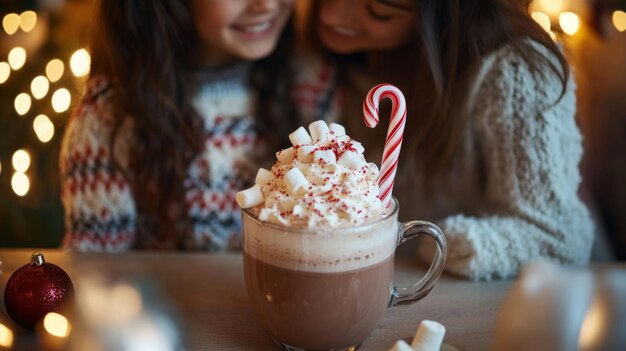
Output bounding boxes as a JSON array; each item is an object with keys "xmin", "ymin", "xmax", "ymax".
[{"xmin": 31, "ymin": 252, "xmax": 46, "ymax": 266}]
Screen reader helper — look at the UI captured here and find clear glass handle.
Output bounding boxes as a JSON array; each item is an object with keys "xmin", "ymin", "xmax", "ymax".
[{"xmin": 389, "ymin": 220, "xmax": 447, "ymax": 307}]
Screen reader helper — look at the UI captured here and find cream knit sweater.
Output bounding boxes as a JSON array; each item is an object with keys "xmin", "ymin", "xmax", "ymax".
[{"xmin": 293, "ymin": 42, "xmax": 595, "ymax": 280}]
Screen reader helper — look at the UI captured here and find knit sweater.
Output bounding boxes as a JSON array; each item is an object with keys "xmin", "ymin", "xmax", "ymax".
[
  {"xmin": 60, "ymin": 62, "xmax": 266, "ymax": 251},
  {"xmin": 291, "ymin": 42, "xmax": 595, "ymax": 280}
]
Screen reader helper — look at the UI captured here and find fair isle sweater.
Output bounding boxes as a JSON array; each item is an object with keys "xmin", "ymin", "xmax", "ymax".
[
  {"xmin": 60, "ymin": 62, "xmax": 265, "ymax": 252},
  {"xmin": 292, "ymin": 42, "xmax": 595, "ymax": 280}
]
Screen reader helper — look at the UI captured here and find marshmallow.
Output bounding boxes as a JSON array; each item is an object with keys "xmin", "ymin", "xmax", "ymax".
[
  {"xmin": 276, "ymin": 147, "xmax": 296, "ymax": 164},
  {"xmin": 289, "ymin": 126, "xmax": 312, "ymax": 146},
  {"xmin": 284, "ymin": 167, "xmax": 309, "ymax": 195},
  {"xmin": 338, "ymin": 150, "xmax": 366, "ymax": 170},
  {"xmin": 235, "ymin": 184, "xmax": 264, "ymax": 208},
  {"xmin": 297, "ymin": 145, "xmax": 317, "ymax": 163},
  {"xmin": 329, "ymin": 122, "xmax": 346, "ymax": 136},
  {"xmin": 309, "ymin": 120, "xmax": 330, "ymax": 141},
  {"xmin": 313, "ymin": 149, "xmax": 336, "ymax": 165},
  {"xmin": 411, "ymin": 320, "xmax": 446, "ymax": 351},
  {"xmin": 389, "ymin": 340, "xmax": 414, "ymax": 351},
  {"xmin": 350, "ymin": 141, "xmax": 365, "ymax": 154},
  {"xmin": 255, "ymin": 168, "xmax": 273, "ymax": 187}
]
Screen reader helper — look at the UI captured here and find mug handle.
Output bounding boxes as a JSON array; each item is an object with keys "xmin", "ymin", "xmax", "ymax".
[{"xmin": 389, "ymin": 220, "xmax": 447, "ymax": 307}]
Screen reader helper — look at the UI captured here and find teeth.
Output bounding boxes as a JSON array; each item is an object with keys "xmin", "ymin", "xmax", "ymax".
[
  {"xmin": 333, "ymin": 26, "xmax": 358, "ymax": 36},
  {"xmin": 240, "ymin": 21, "xmax": 271, "ymax": 33}
]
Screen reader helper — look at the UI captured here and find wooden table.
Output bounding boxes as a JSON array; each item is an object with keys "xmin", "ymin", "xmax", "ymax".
[{"xmin": 0, "ymin": 249, "xmax": 513, "ymax": 350}]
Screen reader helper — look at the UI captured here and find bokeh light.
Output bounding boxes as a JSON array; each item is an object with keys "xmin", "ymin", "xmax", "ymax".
[
  {"xmin": 0, "ymin": 323, "xmax": 14, "ymax": 348},
  {"xmin": 614, "ymin": 10, "xmax": 626, "ymax": 32},
  {"xmin": 14, "ymin": 93, "xmax": 32, "ymax": 116},
  {"xmin": 12, "ymin": 149, "xmax": 31, "ymax": 172},
  {"xmin": 11, "ymin": 172, "xmax": 30, "ymax": 197},
  {"xmin": 8, "ymin": 47, "xmax": 27, "ymax": 70},
  {"xmin": 560, "ymin": 12, "xmax": 581, "ymax": 36},
  {"xmin": 31, "ymin": 75, "xmax": 50, "ymax": 99},
  {"xmin": 531, "ymin": 11, "xmax": 551, "ymax": 33},
  {"xmin": 19, "ymin": 11, "xmax": 37, "ymax": 32},
  {"xmin": 0, "ymin": 62, "xmax": 10, "ymax": 84},
  {"xmin": 46, "ymin": 59, "xmax": 64, "ymax": 82},
  {"xmin": 2, "ymin": 13, "xmax": 20, "ymax": 35},
  {"xmin": 70, "ymin": 48, "xmax": 91, "ymax": 77},
  {"xmin": 52, "ymin": 88, "xmax": 71, "ymax": 113},
  {"xmin": 43, "ymin": 312, "xmax": 71, "ymax": 338},
  {"xmin": 33, "ymin": 114, "xmax": 55, "ymax": 143},
  {"xmin": 539, "ymin": 0, "xmax": 567, "ymax": 16}
]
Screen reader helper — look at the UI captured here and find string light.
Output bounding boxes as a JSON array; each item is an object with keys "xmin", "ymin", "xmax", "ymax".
[
  {"xmin": 52, "ymin": 88, "xmax": 71, "ymax": 113},
  {"xmin": 12, "ymin": 149, "xmax": 31, "ymax": 172},
  {"xmin": 31, "ymin": 75, "xmax": 50, "ymax": 99},
  {"xmin": 2, "ymin": 13, "xmax": 20, "ymax": 35},
  {"xmin": 531, "ymin": 11, "xmax": 552, "ymax": 33},
  {"xmin": 43, "ymin": 313, "xmax": 71, "ymax": 338},
  {"xmin": 46, "ymin": 59, "xmax": 64, "ymax": 83},
  {"xmin": 8, "ymin": 47, "xmax": 27, "ymax": 71},
  {"xmin": 19, "ymin": 11, "xmax": 37, "ymax": 32},
  {"xmin": 14, "ymin": 93, "xmax": 32, "ymax": 116},
  {"xmin": 613, "ymin": 10, "xmax": 626, "ymax": 32},
  {"xmin": 70, "ymin": 48, "xmax": 91, "ymax": 77},
  {"xmin": 33, "ymin": 115, "xmax": 55, "ymax": 143},
  {"xmin": 560, "ymin": 12, "xmax": 581, "ymax": 35},
  {"xmin": 0, "ymin": 62, "xmax": 10, "ymax": 84},
  {"xmin": 11, "ymin": 172, "xmax": 30, "ymax": 197}
]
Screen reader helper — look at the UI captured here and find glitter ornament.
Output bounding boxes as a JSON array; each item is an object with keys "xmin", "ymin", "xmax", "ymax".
[{"xmin": 3, "ymin": 252, "xmax": 74, "ymax": 330}]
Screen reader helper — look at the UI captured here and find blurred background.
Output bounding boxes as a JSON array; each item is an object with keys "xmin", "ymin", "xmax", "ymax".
[{"xmin": 0, "ymin": 0, "xmax": 625, "ymax": 260}]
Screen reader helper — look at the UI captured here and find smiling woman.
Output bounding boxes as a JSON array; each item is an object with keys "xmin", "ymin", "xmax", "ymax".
[
  {"xmin": 288, "ymin": 0, "xmax": 596, "ymax": 280},
  {"xmin": 58, "ymin": 0, "xmax": 296, "ymax": 252}
]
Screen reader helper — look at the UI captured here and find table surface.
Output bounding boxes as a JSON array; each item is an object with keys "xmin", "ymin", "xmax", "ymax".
[{"xmin": 0, "ymin": 249, "xmax": 514, "ymax": 351}]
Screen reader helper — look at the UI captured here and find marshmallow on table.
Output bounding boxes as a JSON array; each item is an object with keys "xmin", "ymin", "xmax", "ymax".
[
  {"xmin": 313, "ymin": 149, "xmax": 336, "ymax": 165},
  {"xmin": 236, "ymin": 184, "xmax": 264, "ymax": 208},
  {"xmin": 284, "ymin": 167, "xmax": 309, "ymax": 195},
  {"xmin": 389, "ymin": 340, "xmax": 415, "ymax": 351},
  {"xmin": 276, "ymin": 147, "xmax": 295, "ymax": 164},
  {"xmin": 338, "ymin": 150, "xmax": 366, "ymax": 169},
  {"xmin": 309, "ymin": 120, "xmax": 330, "ymax": 141},
  {"xmin": 289, "ymin": 126, "xmax": 312, "ymax": 146},
  {"xmin": 329, "ymin": 122, "xmax": 346, "ymax": 136},
  {"xmin": 411, "ymin": 320, "xmax": 446, "ymax": 351},
  {"xmin": 255, "ymin": 168, "xmax": 273, "ymax": 187}
]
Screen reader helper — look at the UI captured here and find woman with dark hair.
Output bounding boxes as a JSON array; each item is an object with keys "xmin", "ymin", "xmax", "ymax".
[
  {"xmin": 291, "ymin": 0, "xmax": 595, "ymax": 280},
  {"xmin": 60, "ymin": 0, "xmax": 295, "ymax": 251}
]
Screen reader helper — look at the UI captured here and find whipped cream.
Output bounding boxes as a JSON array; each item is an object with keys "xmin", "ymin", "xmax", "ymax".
[{"xmin": 237, "ymin": 120, "xmax": 385, "ymax": 228}]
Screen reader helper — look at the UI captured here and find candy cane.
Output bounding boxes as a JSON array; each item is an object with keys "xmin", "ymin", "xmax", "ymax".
[{"xmin": 363, "ymin": 84, "xmax": 407, "ymax": 208}]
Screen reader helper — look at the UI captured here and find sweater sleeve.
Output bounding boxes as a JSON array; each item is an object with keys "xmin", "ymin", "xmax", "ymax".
[
  {"xmin": 59, "ymin": 78, "xmax": 136, "ymax": 251},
  {"xmin": 440, "ymin": 44, "xmax": 594, "ymax": 280}
]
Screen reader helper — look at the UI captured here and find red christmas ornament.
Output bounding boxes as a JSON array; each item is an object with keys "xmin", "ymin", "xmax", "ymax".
[{"xmin": 3, "ymin": 252, "xmax": 74, "ymax": 330}]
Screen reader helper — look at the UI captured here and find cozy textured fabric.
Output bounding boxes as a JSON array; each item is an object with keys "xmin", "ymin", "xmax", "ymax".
[
  {"xmin": 60, "ymin": 62, "xmax": 266, "ymax": 252},
  {"xmin": 291, "ymin": 42, "xmax": 595, "ymax": 280}
]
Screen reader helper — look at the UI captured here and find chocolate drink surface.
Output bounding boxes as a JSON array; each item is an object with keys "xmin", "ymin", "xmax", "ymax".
[{"xmin": 243, "ymin": 251, "xmax": 394, "ymax": 350}]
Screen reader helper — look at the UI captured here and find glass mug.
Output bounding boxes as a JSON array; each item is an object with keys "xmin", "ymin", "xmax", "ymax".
[{"xmin": 242, "ymin": 198, "xmax": 447, "ymax": 351}]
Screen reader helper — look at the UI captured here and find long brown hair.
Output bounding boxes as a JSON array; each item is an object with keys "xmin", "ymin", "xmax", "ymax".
[
  {"xmin": 305, "ymin": 0, "xmax": 569, "ymax": 175},
  {"xmin": 89, "ymin": 0, "xmax": 292, "ymax": 248}
]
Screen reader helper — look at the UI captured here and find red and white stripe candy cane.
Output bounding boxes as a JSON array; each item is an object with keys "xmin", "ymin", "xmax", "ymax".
[{"xmin": 363, "ymin": 84, "xmax": 407, "ymax": 208}]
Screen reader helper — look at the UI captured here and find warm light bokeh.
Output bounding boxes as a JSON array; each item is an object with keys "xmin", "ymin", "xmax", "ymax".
[
  {"xmin": 2, "ymin": 13, "xmax": 20, "ymax": 35},
  {"xmin": 0, "ymin": 62, "xmax": 10, "ymax": 84},
  {"xmin": 31, "ymin": 75, "xmax": 50, "ymax": 99},
  {"xmin": 560, "ymin": 11, "xmax": 581, "ymax": 35},
  {"xmin": 0, "ymin": 323, "xmax": 14, "ymax": 348},
  {"xmin": 19, "ymin": 11, "xmax": 37, "ymax": 32},
  {"xmin": 70, "ymin": 48, "xmax": 91, "ymax": 77},
  {"xmin": 8, "ymin": 47, "xmax": 27, "ymax": 71},
  {"xmin": 43, "ymin": 312, "xmax": 71, "ymax": 338},
  {"xmin": 46, "ymin": 59, "xmax": 65, "ymax": 82},
  {"xmin": 34, "ymin": 114, "xmax": 55, "ymax": 143},
  {"xmin": 12, "ymin": 149, "xmax": 31, "ymax": 172},
  {"xmin": 11, "ymin": 172, "xmax": 30, "ymax": 197},
  {"xmin": 14, "ymin": 92, "xmax": 32, "ymax": 116},
  {"xmin": 51, "ymin": 88, "xmax": 71, "ymax": 113},
  {"xmin": 613, "ymin": 10, "xmax": 626, "ymax": 32},
  {"xmin": 532, "ymin": 11, "xmax": 552, "ymax": 33}
]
